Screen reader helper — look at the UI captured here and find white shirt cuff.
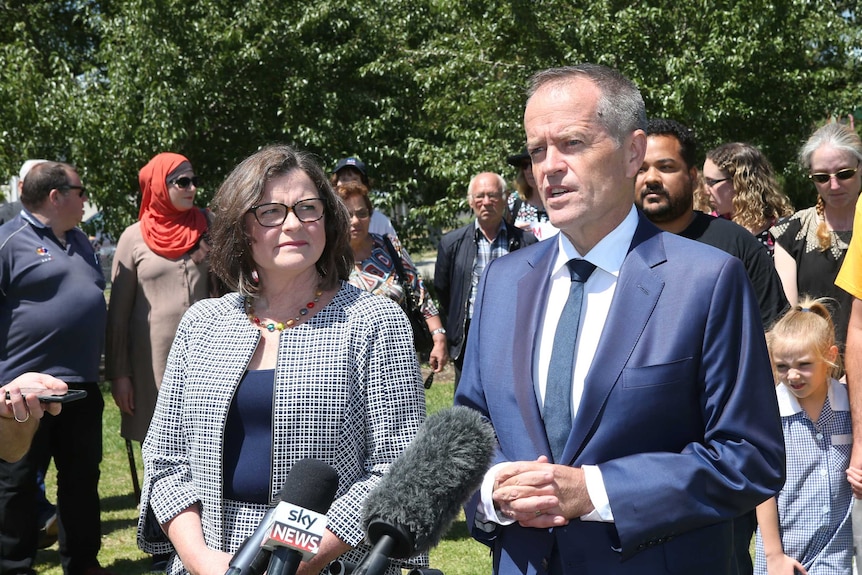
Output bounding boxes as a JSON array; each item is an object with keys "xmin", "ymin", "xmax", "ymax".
[
  {"xmin": 581, "ymin": 464, "xmax": 614, "ymax": 522},
  {"xmin": 475, "ymin": 462, "xmax": 516, "ymax": 527}
]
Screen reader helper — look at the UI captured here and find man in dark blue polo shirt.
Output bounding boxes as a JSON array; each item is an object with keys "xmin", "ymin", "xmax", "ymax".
[{"xmin": 0, "ymin": 162, "xmax": 110, "ymax": 575}]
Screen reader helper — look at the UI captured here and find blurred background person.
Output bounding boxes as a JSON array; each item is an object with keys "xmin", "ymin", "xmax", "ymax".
[
  {"xmin": 105, "ymin": 152, "xmax": 211, "ymax": 571},
  {"xmin": 0, "ymin": 160, "xmax": 45, "ymax": 226},
  {"xmin": 137, "ymin": 145, "xmax": 426, "ymax": 575},
  {"xmin": 434, "ymin": 172, "xmax": 536, "ymax": 384},
  {"xmin": 0, "ymin": 374, "xmax": 68, "ymax": 463},
  {"xmin": 330, "ymin": 156, "xmax": 398, "ymax": 238},
  {"xmin": 10, "ymin": 158, "xmax": 59, "ymax": 550},
  {"xmin": 771, "ymin": 123, "xmax": 861, "ymax": 349},
  {"xmin": 635, "ymin": 118, "xmax": 788, "ymax": 329},
  {"xmin": 0, "ymin": 162, "xmax": 110, "ymax": 575},
  {"xmin": 335, "ymin": 180, "xmax": 448, "ymax": 373},
  {"xmin": 703, "ymin": 142, "xmax": 795, "ymax": 254},
  {"xmin": 505, "ymin": 148, "xmax": 555, "ymax": 240}
]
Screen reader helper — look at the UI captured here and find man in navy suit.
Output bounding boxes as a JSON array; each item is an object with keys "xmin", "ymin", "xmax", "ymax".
[{"xmin": 454, "ymin": 64, "xmax": 785, "ymax": 574}]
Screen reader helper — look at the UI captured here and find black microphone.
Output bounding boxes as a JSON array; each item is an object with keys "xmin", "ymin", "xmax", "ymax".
[
  {"xmin": 327, "ymin": 559, "xmax": 355, "ymax": 575},
  {"xmin": 264, "ymin": 459, "xmax": 339, "ymax": 575},
  {"xmin": 352, "ymin": 406, "xmax": 496, "ymax": 575},
  {"xmin": 224, "ymin": 481, "xmax": 290, "ymax": 575}
]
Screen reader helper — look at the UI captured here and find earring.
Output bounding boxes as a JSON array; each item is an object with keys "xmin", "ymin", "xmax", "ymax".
[{"xmin": 251, "ymin": 269, "xmax": 259, "ymax": 283}]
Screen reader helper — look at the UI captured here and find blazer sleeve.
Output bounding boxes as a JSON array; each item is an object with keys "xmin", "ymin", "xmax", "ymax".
[
  {"xmin": 600, "ymin": 257, "xmax": 785, "ymax": 558},
  {"xmin": 434, "ymin": 237, "xmax": 453, "ymax": 320},
  {"xmin": 454, "ymin": 265, "xmax": 510, "ymax": 544}
]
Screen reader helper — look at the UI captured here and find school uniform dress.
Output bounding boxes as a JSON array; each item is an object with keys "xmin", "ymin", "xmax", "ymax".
[{"xmin": 755, "ymin": 379, "xmax": 853, "ymax": 575}]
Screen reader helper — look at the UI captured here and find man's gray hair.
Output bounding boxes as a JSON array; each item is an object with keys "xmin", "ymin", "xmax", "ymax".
[{"xmin": 527, "ymin": 64, "xmax": 647, "ymax": 146}]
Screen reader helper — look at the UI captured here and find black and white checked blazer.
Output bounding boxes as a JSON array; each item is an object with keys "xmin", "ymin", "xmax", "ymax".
[{"xmin": 137, "ymin": 282, "xmax": 426, "ymax": 573}]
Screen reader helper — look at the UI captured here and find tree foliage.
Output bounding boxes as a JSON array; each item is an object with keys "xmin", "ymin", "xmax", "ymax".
[{"xmin": 1, "ymin": 0, "xmax": 859, "ymax": 249}]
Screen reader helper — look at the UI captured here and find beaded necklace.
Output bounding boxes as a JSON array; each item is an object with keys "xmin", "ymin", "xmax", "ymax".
[{"xmin": 244, "ymin": 288, "xmax": 323, "ymax": 331}]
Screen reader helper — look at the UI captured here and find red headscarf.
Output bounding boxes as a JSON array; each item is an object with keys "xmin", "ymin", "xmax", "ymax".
[{"xmin": 138, "ymin": 152, "xmax": 208, "ymax": 259}]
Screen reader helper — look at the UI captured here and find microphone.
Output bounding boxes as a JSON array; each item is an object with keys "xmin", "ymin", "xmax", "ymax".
[
  {"xmin": 263, "ymin": 459, "xmax": 339, "ymax": 575},
  {"xmin": 224, "ymin": 459, "xmax": 339, "ymax": 575},
  {"xmin": 327, "ymin": 559, "xmax": 355, "ymax": 575},
  {"xmin": 224, "ymin": 482, "xmax": 290, "ymax": 575},
  {"xmin": 352, "ymin": 406, "xmax": 496, "ymax": 575},
  {"xmin": 328, "ymin": 563, "xmax": 443, "ymax": 575}
]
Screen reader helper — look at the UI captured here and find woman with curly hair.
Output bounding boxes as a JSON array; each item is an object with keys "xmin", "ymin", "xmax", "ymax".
[
  {"xmin": 771, "ymin": 122, "xmax": 861, "ymax": 346},
  {"xmin": 703, "ymin": 142, "xmax": 794, "ymax": 254}
]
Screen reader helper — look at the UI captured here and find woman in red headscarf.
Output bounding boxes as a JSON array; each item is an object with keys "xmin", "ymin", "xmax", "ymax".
[{"xmin": 106, "ymin": 152, "xmax": 210, "ymax": 446}]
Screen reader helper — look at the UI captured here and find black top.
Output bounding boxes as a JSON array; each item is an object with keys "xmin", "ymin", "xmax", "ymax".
[
  {"xmin": 681, "ymin": 211, "xmax": 788, "ymax": 329},
  {"xmin": 771, "ymin": 206, "xmax": 853, "ymax": 346}
]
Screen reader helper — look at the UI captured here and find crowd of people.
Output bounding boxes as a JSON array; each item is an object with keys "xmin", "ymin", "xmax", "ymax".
[{"xmin": 1, "ymin": 61, "xmax": 861, "ymax": 575}]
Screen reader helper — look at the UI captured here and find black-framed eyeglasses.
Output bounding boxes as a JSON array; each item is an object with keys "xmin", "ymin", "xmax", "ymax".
[
  {"xmin": 704, "ymin": 176, "xmax": 731, "ymax": 188},
  {"xmin": 809, "ymin": 167, "xmax": 858, "ymax": 184},
  {"xmin": 59, "ymin": 185, "xmax": 87, "ymax": 198},
  {"xmin": 247, "ymin": 199, "xmax": 325, "ymax": 227},
  {"xmin": 169, "ymin": 176, "xmax": 200, "ymax": 189}
]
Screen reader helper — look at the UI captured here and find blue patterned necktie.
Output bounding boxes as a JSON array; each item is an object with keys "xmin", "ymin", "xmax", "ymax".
[{"xmin": 544, "ymin": 259, "xmax": 596, "ymax": 462}]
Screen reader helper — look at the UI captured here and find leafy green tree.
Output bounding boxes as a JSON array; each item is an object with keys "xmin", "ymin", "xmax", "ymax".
[{"xmin": 1, "ymin": 0, "xmax": 859, "ymax": 248}]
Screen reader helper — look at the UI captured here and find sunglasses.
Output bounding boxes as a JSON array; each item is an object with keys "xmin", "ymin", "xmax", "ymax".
[
  {"xmin": 60, "ymin": 185, "xmax": 87, "ymax": 198},
  {"xmin": 809, "ymin": 167, "xmax": 858, "ymax": 184},
  {"xmin": 348, "ymin": 209, "xmax": 370, "ymax": 220},
  {"xmin": 169, "ymin": 176, "xmax": 200, "ymax": 189}
]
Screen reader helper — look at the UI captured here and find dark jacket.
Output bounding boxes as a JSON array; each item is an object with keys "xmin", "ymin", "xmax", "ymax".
[{"xmin": 434, "ymin": 220, "xmax": 536, "ymax": 362}]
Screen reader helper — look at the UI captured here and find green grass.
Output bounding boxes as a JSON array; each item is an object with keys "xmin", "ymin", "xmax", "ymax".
[{"xmin": 37, "ymin": 365, "xmax": 492, "ymax": 574}]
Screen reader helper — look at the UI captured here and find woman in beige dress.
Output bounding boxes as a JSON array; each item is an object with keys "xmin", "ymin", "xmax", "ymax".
[{"xmin": 106, "ymin": 152, "xmax": 211, "ymax": 443}]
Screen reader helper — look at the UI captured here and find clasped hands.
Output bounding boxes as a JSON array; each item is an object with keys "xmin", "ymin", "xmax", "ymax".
[{"xmin": 492, "ymin": 455, "xmax": 594, "ymax": 528}]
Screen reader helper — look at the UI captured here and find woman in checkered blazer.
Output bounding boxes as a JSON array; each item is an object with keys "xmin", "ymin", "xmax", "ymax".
[{"xmin": 136, "ymin": 145, "xmax": 426, "ymax": 575}]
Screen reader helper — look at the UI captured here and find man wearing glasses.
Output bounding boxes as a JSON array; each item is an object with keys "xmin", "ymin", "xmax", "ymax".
[
  {"xmin": 0, "ymin": 162, "xmax": 111, "ymax": 575},
  {"xmin": 435, "ymin": 172, "xmax": 536, "ymax": 383}
]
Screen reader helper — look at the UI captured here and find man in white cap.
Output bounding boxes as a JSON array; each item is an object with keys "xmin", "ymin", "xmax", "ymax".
[{"xmin": 0, "ymin": 160, "xmax": 46, "ymax": 226}]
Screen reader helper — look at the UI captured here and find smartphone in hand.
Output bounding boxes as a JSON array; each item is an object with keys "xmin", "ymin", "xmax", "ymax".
[{"xmin": 5, "ymin": 389, "xmax": 88, "ymax": 403}]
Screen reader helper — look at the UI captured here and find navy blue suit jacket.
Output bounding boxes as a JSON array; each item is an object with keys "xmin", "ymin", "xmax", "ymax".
[{"xmin": 454, "ymin": 214, "xmax": 785, "ymax": 574}]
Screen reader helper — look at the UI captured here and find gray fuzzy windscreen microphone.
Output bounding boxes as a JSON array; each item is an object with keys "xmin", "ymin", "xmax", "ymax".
[{"xmin": 359, "ymin": 405, "xmax": 496, "ymax": 566}]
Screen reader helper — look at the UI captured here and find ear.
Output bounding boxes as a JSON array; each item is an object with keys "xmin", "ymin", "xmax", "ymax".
[
  {"xmin": 624, "ymin": 130, "xmax": 648, "ymax": 178},
  {"xmin": 826, "ymin": 344, "xmax": 839, "ymax": 364},
  {"xmin": 48, "ymin": 188, "xmax": 63, "ymax": 204}
]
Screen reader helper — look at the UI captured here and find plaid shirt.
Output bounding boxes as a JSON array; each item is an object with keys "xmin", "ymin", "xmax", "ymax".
[
  {"xmin": 469, "ymin": 222, "xmax": 509, "ymax": 319},
  {"xmin": 138, "ymin": 283, "xmax": 426, "ymax": 574}
]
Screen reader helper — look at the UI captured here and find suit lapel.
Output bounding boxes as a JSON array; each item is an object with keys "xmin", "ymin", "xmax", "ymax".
[
  {"xmin": 513, "ymin": 240, "xmax": 557, "ymax": 455},
  {"xmin": 563, "ymin": 218, "xmax": 667, "ymax": 463}
]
